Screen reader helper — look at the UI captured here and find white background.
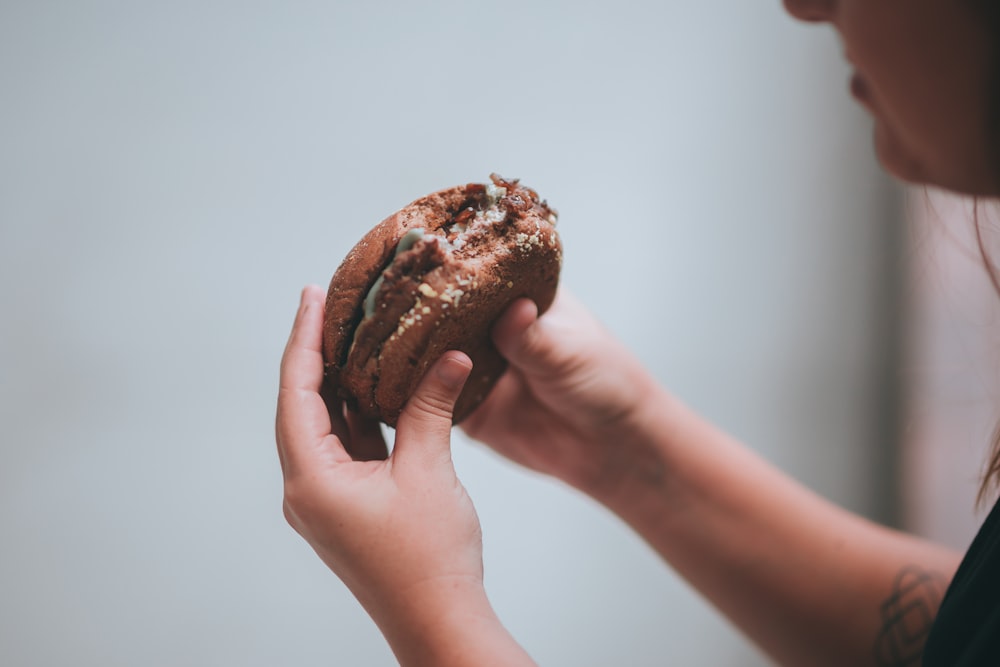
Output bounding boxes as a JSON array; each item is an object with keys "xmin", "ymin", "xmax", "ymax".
[{"xmin": 0, "ymin": 1, "xmax": 920, "ymax": 665}]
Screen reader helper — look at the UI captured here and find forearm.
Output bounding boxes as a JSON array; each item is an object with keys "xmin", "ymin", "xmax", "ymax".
[
  {"xmin": 581, "ymin": 384, "xmax": 960, "ymax": 667},
  {"xmin": 361, "ymin": 577, "xmax": 537, "ymax": 667}
]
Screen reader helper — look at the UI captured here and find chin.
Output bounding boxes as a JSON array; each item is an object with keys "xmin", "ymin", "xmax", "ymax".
[
  {"xmin": 873, "ymin": 122, "xmax": 1000, "ymax": 196},
  {"xmin": 872, "ymin": 124, "xmax": 931, "ymax": 187}
]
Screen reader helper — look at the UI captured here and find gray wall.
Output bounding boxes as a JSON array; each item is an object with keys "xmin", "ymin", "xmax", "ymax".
[{"xmin": 0, "ymin": 2, "xmax": 897, "ymax": 665}]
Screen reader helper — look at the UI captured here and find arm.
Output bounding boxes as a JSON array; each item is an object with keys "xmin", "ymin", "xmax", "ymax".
[
  {"xmin": 276, "ymin": 285, "xmax": 535, "ymax": 667},
  {"xmin": 464, "ymin": 290, "xmax": 960, "ymax": 667},
  {"xmin": 596, "ymin": 383, "xmax": 959, "ymax": 667}
]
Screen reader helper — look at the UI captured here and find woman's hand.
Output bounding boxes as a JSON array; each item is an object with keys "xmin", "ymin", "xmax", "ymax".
[
  {"xmin": 462, "ymin": 289, "xmax": 665, "ymax": 495},
  {"xmin": 277, "ymin": 286, "xmax": 537, "ymax": 665}
]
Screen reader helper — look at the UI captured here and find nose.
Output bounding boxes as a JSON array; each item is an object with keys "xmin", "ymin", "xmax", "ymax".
[{"xmin": 782, "ymin": 0, "xmax": 834, "ymax": 23}]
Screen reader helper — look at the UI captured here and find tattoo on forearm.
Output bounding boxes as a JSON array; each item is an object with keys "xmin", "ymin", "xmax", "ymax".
[{"xmin": 873, "ymin": 566, "xmax": 948, "ymax": 667}]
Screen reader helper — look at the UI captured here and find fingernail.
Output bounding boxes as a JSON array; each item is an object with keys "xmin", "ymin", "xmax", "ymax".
[
  {"xmin": 297, "ymin": 300, "xmax": 310, "ymax": 323},
  {"xmin": 301, "ymin": 284, "xmax": 323, "ymax": 312},
  {"xmin": 435, "ymin": 354, "xmax": 472, "ymax": 389}
]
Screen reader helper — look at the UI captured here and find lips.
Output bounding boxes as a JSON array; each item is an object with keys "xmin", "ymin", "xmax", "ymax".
[{"xmin": 850, "ymin": 71, "xmax": 874, "ymax": 109}]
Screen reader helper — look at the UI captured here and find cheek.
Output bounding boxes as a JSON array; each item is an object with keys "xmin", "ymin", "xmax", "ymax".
[{"xmin": 848, "ymin": 9, "xmax": 995, "ymax": 192}]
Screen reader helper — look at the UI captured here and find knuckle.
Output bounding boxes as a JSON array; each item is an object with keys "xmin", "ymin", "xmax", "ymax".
[
  {"xmin": 519, "ymin": 324, "xmax": 565, "ymax": 370},
  {"xmin": 282, "ymin": 480, "xmax": 314, "ymax": 526},
  {"xmin": 520, "ymin": 328, "xmax": 550, "ymax": 358},
  {"xmin": 282, "ymin": 497, "xmax": 301, "ymax": 530},
  {"xmin": 407, "ymin": 389, "xmax": 455, "ymax": 422}
]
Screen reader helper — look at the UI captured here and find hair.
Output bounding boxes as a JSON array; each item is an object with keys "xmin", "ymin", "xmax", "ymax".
[
  {"xmin": 973, "ymin": 0, "xmax": 1000, "ymax": 505},
  {"xmin": 975, "ymin": 210, "xmax": 1000, "ymax": 506},
  {"xmin": 978, "ymin": 1, "xmax": 1000, "ymax": 174}
]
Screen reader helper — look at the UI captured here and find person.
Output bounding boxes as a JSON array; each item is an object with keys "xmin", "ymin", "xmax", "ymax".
[{"xmin": 275, "ymin": 1, "xmax": 1000, "ymax": 665}]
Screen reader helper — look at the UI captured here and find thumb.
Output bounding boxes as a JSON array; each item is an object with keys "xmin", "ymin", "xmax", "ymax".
[
  {"xmin": 491, "ymin": 298, "xmax": 541, "ymax": 365},
  {"xmin": 393, "ymin": 351, "xmax": 473, "ymax": 467},
  {"xmin": 491, "ymin": 297, "xmax": 571, "ymax": 379}
]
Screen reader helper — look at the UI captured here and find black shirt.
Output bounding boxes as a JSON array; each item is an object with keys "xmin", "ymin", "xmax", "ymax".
[{"xmin": 922, "ymin": 497, "xmax": 1000, "ymax": 666}]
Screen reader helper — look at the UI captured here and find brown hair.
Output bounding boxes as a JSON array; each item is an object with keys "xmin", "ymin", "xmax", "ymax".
[
  {"xmin": 974, "ymin": 0, "xmax": 1000, "ymax": 504},
  {"xmin": 975, "ymin": 207, "xmax": 1000, "ymax": 505}
]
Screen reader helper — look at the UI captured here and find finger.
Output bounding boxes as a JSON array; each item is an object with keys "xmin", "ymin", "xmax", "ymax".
[
  {"xmin": 276, "ymin": 285, "xmax": 351, "ymax": 476},
  {"xmin": 491, "ymin": 297, "xmax": 539, "ymax": 359},
  {"xmin": 393, "ymin": 351, "xmax": 472, "ymax": 468},
  {"xmin": 491, "ymin": 296, "xmax": 554, "ymax": 376},
  {"xmin": 492, "ymin": 289, "xmax": 583, "ymax": 380},
  {"xmin": 344, "ymin": 409, "xmax": 389, "ymax": 461},
  {"xmin": 319, "ymin": 380, "xmax": 351, "ymax": 444}
]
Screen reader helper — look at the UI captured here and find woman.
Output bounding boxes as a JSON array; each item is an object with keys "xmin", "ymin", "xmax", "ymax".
[{"xmin": 276, "ymin": 1, "xmax": 1000, "ymax": 664}]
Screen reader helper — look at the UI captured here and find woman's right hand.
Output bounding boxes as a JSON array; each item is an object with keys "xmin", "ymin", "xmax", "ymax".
[{"xmin": 462, "ymin": 289, "xmax": 664, "ymax": 494}]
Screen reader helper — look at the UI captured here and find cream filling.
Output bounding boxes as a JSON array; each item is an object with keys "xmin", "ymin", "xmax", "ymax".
[
  {"xmin": 363, "ymin": 228, "xmax": 425, "ymax": 318},
  {"xmin": 346, "ymin": 187, "xmax": 512, "ymax": 368},
  {"xmin": 361, "ymin": 189, "xmax": 509, "ymax": 321},
  {"xmin": 486, "ymin": 180, "xmax": 507, "ymax": 206}
]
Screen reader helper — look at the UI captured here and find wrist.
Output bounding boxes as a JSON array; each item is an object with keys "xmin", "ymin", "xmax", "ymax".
[{"xmin": 370, "ymin": 576, "xmax": 535, "ymax": 667}]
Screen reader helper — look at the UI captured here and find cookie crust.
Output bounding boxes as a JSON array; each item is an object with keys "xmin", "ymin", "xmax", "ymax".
[{"xmin": 322, "ymin": 175, "xmax": 561, "ymax": 426}]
